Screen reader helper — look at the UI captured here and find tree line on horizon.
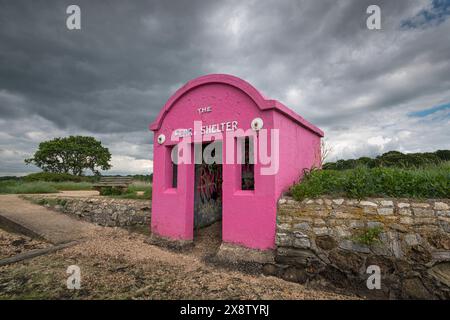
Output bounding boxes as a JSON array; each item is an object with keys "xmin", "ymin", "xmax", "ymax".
[{"xmin": 323, "ymin": 150, "xmax": 450, "ymax": 170}]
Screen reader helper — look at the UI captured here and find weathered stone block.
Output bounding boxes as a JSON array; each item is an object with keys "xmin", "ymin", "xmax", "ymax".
[
  {"xmin": 436, "ymin": 211, "xmax": 450, "ymax": 217},
  {"xmin": 434, "ymin": 202, "xmax": 449, "ymax": 210},
  {"xmin": 411, "ymin": 202, "xmax": 430, "ymax": 208},
  {"xmin": 313, "ymin": 219, "xmax": 326, "ymax": 226},
  {"xmin": 399, "ymin": 208, "xmax": 412, "ymax": 216},
  {"xmin": 277, "ymin": 223, "xmax": 291, "ymax": 231},
  {"xmin": 377, "ymin": 208, "xmax": 394, "ymax": 215},
  {"xmin": 339, "ymin": 240, "xmax": 370, "ymax": 253},
  {"xmin": 432, "ymin": 250, "xmax": 450, "ymax": 262},
  {"xmin": 428, "ymin": 262, "xmax": 450, "ymax": 287},
  {"xmin": 400, "ymin": 216, "xmax": 414, "ymax": 225},
  {"xmin": 333, "ymin": 226, "xmax": 352, "ymax": 238},
  {"xmin": 293, "ymin": 237, "xmax": 311, "ymax": 249},
  {"xmin": 363, "ymin": 207, "xmax": 377, "ymax": 215},
  {"xmin": 413, "ymin": 208, "xmax": 435, "ymax": 217},
  {"xmin": 275, "ymin": 233, "xmax": 292, "ymax": 247},
  {"xmin": 332, "ymin": 211, "xmax": 358, "ymax": 219},
  {"xmin": 367, "ymin": 221, "xmax": 383, "ymax": 228},
  {"xmin": 380, "ymin": 200, "xmax": 394, "ymax": 207},
  {"xmin": 404, "ymin": 233, "xmax": 420, "ymax": 246},
  {"xmin": 349, "ymin": 220, "xmax": 365, "ymax": 229},
  {"xmin": 360, "ymin": 201, "xmax": 377, "ymax": 207},
  {"xmin": 313, "ymin": 227, "xmax": 330, "ymax": 236},
  {"xmin": 275, "ymin": 248, "xmax": 320, "ymax": 267},
  {"xmin": 414, "ymin": 217, "xmax": 437, "ymax": 225},
  {"xmin": 293, "ymin": 222, "xmax": 311, "ymax": 231}
]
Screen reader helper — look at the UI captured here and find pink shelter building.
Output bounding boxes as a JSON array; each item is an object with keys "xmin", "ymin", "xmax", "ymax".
[{"xmin": 149, "ymin": 74, "xmax": 323, "ymax": 251}]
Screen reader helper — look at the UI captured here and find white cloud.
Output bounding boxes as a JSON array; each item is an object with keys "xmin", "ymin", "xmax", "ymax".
[{"xmin": 109, "ymin": 155, "xmax": 153, "ymax": 175}]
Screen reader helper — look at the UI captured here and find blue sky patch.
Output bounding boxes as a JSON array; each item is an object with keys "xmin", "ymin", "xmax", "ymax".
[
  {"xmin": 408, "ymin": 102, "xmax": 450, "ymax": 117},
  {"xmin": 401, "ymin": 0, "xmax": 450, "ymax": 29}
]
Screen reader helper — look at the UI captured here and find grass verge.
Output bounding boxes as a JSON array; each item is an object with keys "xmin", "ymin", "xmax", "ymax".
[
  {"xmin": 0, "ymin": 180, "xmax": 93, "ymax": 194},
  {"xmin": 292, "ymin": 161, "xmax": 450, "ymax": 200}
]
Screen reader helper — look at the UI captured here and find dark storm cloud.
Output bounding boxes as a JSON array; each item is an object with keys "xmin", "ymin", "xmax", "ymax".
[
  {"xmin": 0, "ymin": 0, "xmax": 449, "ymax": 174},
  {"xmin": 0, "ymin": 0, "xmax": 220, "ymax": 132}
]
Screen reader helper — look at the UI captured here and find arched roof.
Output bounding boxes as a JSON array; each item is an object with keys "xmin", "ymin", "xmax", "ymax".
[{"xmin": 149, "ymin": 74, "xmax": 323, "ymax": 137}]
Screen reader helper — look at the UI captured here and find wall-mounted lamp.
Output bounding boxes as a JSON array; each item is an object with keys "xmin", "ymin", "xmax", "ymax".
[
  {"xmin": 157, "ymin": 134, "xmax": 166, "ymax": 144},
  {"xmin": 251, "ymin": 117, "xmax": 264, "ymax": 131}
]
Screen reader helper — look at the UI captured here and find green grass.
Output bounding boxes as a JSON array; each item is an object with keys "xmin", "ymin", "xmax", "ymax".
[
  {"xmin": 22, "ymin": 172, "xmax": 98, "ymax": 183},
  {"xmin": 102, "ymin": 182, "xmax": 152, "ymax": 200},
  {"xmin": 292, "ymin": 161, "xmax": 450, "ymax": 200},
  {"xmin": 0, "ymin": 180, "xmax": 93, "ymax": 194}
]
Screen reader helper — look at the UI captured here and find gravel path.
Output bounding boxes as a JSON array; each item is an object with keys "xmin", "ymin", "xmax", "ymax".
[
  {"xmin": 0, "ymin": 195, "xmax": 357, "ymax": 299},
  {"xmin": 0, "ymin": 229, "xmax": 49, "ymax": 259},
  {"xmin": 0, "ymin": 225, "xmax": 357, "ymax": 299}
]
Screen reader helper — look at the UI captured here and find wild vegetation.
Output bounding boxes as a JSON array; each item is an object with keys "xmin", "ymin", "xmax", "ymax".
[
  {"xmin": 292, "ymin": 152, "xmax": 450, "ymax": 200},
  {"xmin": 0, "ymin": 172, "xmax": 152, "ymax": 196},
  {"xmin": 100, "ymin": 182, "xmax": 152, "ymax": 199},
  {"xmin": 0, "ymin": 180, "xmax": 93, "ymax": 194},
  {"xmin": 323, "ymin": 150, "xmax": 450, "ymax": 170}
]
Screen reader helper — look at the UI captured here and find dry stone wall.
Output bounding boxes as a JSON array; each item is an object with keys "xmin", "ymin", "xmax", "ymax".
[
  {"xmin": 26, "ymin": 196, "xmax": 151, "ymax": 228},
  {"xmin": 269, "ymin": 197, "xmax": 450, "ymax": 299}
]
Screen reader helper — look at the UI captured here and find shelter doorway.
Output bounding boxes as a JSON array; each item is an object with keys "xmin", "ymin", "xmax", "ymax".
[{"xmin": 193, "ymin": 142, "xmax": 223, "ymax": 231}]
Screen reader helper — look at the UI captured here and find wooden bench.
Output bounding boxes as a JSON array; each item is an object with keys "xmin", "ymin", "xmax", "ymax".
[{"xmin": 93, "ymin": 176, "xmax": 133, "ymax": 193}]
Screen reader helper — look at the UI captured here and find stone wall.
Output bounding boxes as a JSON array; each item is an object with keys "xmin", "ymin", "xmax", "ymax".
[
  {"xmin": 268, "ymin": 197, "xmax": 450, "ymax": 299},
  {"xmin": 26, "ymin": 196, "xmax": 151, "ymax": 228}
]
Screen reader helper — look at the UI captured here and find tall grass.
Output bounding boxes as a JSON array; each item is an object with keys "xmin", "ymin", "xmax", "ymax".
[
  {"xmin": 0, "ymin": 180, "xmax": 93, "ymax": 194},
  {"xmin": 292, "ymin": 161, "xmax": 450, "ymax": 200}
]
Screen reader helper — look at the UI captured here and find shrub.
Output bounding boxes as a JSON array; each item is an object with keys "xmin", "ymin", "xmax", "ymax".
[
  {"xmin": 353, "ymin": 226, "xmax": 383, "ymax": 246},
  {"xmin": 436, "ymin": 150, "xmax": 450, "ymax": 161},
  {"xmin": 103, "ymin": 183, "xmax": 152, "ymax": 200},
  {"xmin": 23, "ymin": 172, "xmax": 86, "ymax": 182},
  {"xmin": 99, "ymin": 186, "xmax": 124, "ymax": 196},
  {"xmin": 291, "ymin": 163, "xmax": 449, "ymax": 200}
]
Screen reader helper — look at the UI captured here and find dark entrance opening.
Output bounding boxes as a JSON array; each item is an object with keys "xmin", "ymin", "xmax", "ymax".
[
  {"xmin": 193, "ymin": 141, "xmax": 223, "ymax": 256},
  {"xmin": 193, "ymin": 141, "xmax": 223, "ymax": 230}
]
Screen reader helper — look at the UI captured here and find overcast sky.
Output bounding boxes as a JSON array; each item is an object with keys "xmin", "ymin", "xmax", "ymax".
[{"xmin": 1, "ymin": 0, "xmax": 449, "ymax": 175}]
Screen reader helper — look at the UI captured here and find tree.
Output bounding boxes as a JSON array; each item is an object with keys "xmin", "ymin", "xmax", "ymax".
[
  {"xmin": 25, "ymin": 136, "xmax": 112, "ymax": 176},
  {"xmin": 435, "ymin": 150, "xmax": 450, "ymax": 161}
]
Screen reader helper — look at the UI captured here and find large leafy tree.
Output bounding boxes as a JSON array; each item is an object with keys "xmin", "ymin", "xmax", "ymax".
[{"xmin": 25, "ymin": 136, "xmax": 112, "ymax": 176}]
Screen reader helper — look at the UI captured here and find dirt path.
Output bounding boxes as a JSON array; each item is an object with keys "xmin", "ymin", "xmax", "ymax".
[{"xmin": 0, "ymin": 195, "xmax": 101, "ymax": 244}]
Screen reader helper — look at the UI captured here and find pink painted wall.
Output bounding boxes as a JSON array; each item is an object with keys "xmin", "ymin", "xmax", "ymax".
[
  {"xmin": 273, "ymin": 110, "xmax": 322, "ymax": 199},
  {"xmin": 150, "ymin": 74, "xmax": 323, "ymax": 250}
]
